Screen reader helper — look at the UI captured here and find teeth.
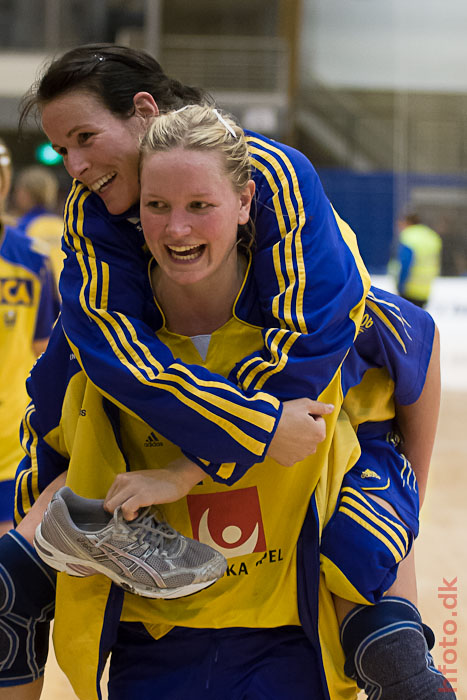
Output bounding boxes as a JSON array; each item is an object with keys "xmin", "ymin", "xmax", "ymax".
[
  {"xmin": 89, "ymin": 172, "xmax": 116, "ymax": 192},
  {"xmin": 174, "ymin": 253, "xmax": 200, "ymax": 260},
  {"xmin": 167, "ymin": 245, "xmax": 200, "ymax": 252},
  {"xmin": 167, "ymin": 244, "xmax": 204, "ymax": 261}
]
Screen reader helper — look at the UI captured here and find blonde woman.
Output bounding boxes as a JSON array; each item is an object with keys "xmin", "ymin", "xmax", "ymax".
[{"xmin": 16, "ymin": 107, "xmax": 452, "ymax": 698}]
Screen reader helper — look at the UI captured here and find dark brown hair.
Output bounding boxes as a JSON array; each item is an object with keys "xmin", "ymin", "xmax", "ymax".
[{"xmin": 19, "ymin": 43, "xmax": 213, "ymax": 130}]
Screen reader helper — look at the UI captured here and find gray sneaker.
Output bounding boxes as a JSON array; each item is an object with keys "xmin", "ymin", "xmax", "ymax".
[{"xmin": 34, "ymin": 486, "xmax": 227, "ymax": 599}]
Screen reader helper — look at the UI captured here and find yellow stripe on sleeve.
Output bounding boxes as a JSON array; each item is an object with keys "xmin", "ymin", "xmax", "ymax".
[
  {"xmin": 172, "ymin": 364, "xmax": 280, "ymax": 411},
  {"xmin": 366, "ymin": 300, "xmax": 407, "ymax": 353},
  {"xmin": 339, "ymin": 497, "xmax": 409, "ymax": 561},
  {"xmin": 339, "ymin": 506, "xmax": 404, "ymax": 563},
  {"xmin": 216, "ymin": 463, "xmax": 236, "ymax": 480},
  {"xmin": 340, "ymin": 488, "xmax": 409, "ymax": 557},
  {"xmin": 247, "ymin": 139, "xmax": 307, "ymax": 334},
  {"xmin": 15, "ymin": 404, "xmax": 40, "ymax": 521},
  {"xmin": 331, "ymin": 207, "xmax": 371, "ymax": 329},
  {"xmin": 241, "ymin": 328, "xmax": 301, "ymax": 391},
  {"xmin": 342, "ymin": 487, "xmax": 409, "ymax": 543}
]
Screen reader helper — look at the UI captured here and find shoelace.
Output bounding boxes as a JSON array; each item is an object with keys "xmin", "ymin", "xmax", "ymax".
[{"xmin": 98, "ymin": 507, "xmax": 181, "ymax": 556}]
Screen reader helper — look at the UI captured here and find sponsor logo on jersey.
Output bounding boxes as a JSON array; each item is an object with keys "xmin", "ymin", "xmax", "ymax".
[
  {"xmin": 3, "ymin": 309, "xmax": 17, "ymax": 327},
  {"xmin": 361, "ymin": 468, "xmax": 381, "ymax": 480},
  {"xmin": 186, "ymin": 487, "xmax": 266, "ymax": 559},
  {"xmin": 144, "ymin": 431, "xmax": 163, "ymax": 447},
  {"xmin": 357, "ymin": 312, "xmax": 374, "ymax": 334},
  {"xmin": 0, "ymin": 278, "xmax": 34, "ymax": 306}
]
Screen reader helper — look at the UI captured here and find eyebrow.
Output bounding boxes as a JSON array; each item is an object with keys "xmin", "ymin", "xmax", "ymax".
[
  {"xmin": 66, "ymin": 125, "xmax": 85, "ymax": 139},
  {"xmin": 143, "ymin": 190, "xmax": 214, "ymax": 198},
  {"xmin": 50, "ymin": 124, "xmax": 90, "ymax": 151}
]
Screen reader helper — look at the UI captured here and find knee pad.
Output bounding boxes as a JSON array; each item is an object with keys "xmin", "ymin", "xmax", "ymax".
[
  {"xmin": 354, "ymin": 626, "xmax": 456, "ymax": 699},
  {"xmin": 0, "ymin": 617, "xmax": 51, "ymax": 686},
  {"xmin": 340, "ymin": 597, "xmax": 457, "ymax": 699},
  {"xmin": 0, "ymin": 530, "xmax": 55, "ymax": 686}
]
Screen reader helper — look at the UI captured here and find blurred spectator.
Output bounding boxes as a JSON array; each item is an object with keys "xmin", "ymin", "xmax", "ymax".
[
  {"xmin": 396, "ymin": 211, "xmax": 442, "ymax": 308},
  {"xmin": 13, "ymin": 165, "xmax": 64, "ymax": 283},
  {"xmin": 0, "ymin": 143, "xmax": 59, "ymax": 535}
]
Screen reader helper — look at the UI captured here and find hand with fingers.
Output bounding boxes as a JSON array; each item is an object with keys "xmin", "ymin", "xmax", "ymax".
[
  {"xmin": 267, "ymin": 398, "xmax": 334, "ymax": 467},
  {"xmin": 104, "ymin": 458, "xmax": 206, "ymax": 521}
]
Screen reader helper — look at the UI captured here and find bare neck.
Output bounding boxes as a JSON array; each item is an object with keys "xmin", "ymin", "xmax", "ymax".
[{"xmin": 151, "ymin": 258, "xmax": 247, "ymax": 336}]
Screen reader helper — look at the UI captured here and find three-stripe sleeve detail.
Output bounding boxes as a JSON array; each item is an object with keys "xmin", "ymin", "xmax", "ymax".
[
  {"xmin": 400, "ymin": 456, "xmax": 418, "ymax": 492},
  {"xmin": 246, "ymin": 137, "xmax": 307, "ymax": 334},
  {"xmin": 366, "ymin": 289, "xmax": 413, "ymax": 352},
  {"xmin": 15, "ymin": 403, "xmax": 40, "ymax": 521},
  {"xmin": 338, "ymin": 486, "xmax": 409, "ymax": 562},
  {"xmin": 236, "ymin": 328, "xmax": 301, "ymax": 392}
]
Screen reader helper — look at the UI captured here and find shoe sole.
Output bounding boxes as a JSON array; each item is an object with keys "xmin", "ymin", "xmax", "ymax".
[{"xmin": 34, "ymin": 523, "xmax": 221, "ymax": 600}]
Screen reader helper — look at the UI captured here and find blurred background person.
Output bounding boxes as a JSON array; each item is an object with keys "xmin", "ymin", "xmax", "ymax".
[
  {"xmin": 396, "ymin": 211, "xmax": 442, "ymax": 308},
  {"xmin": 12, "ymin": 165, "xmax": 64, "ymax": 284},
  {"xmin": 0, "ymin": 141, "xmax": 59, "ymax": 536}
]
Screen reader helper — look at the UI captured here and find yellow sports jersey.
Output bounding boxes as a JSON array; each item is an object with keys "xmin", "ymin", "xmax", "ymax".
[
  {"xmin": 0, "ymin": 226, "xmax": 58, "ymax": 492},
  {"xmin": 26, "ymin": 213, "xmax": 64, "ymax": 285},
  {"xmin": 16, "ymin": 206, "xmax": 64, "ymax": 286},
  {"xmin": 16, "ymin": 267, "xmax": 436, "ymax": 699},
  {"xmin": 24, "ymin": 302, "xmax": 360, "ymax": 699},
  {"xmin": 116, "ymin": 320, "xmax": 354, "ymax": 630}
]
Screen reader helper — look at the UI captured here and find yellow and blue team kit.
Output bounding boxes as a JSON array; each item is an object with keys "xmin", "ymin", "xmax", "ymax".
[
  {"xmin": 57, "ymin": 128, "xmax": 370, "ymax": 482},
  {"xmin": 16, "ymin": 205, "xmax": 65, "ymax": 284},
  {"xmin": 15, "ymin": 255, "xmax": 434, "ymax": 699},
  {"xmin": 0, "ymin": 225, "xmax": 58, "ymax": 519},
  {"xmin": 17, "ymin": 260, "xmax": 360, "ymax": 700},
  {"xmin": 13, "ymin": 129, "xmax": 435, "ymax": 698}
]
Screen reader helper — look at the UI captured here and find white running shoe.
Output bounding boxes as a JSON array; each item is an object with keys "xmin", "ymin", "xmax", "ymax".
[{"xmin": 34, "ymin": 486, "xmax": 227, "ymax": 599}]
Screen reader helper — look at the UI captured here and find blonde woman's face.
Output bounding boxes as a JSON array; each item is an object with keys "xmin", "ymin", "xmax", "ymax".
[{"xmin": 140, "ymin": 147, "xmax": 254, "ymax": 289}]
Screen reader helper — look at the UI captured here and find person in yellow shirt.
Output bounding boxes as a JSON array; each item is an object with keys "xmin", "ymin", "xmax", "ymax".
[
  {"xmin": 397, "ymin": 212, "xmax": 442, "ymax": 308},
  {"xmin": 13, "ymin": 165, "xmax": 64, "ymax": 285},
  {"xmin": 0, "ymin": 142, "xmax": 59, "ymax": 537}
]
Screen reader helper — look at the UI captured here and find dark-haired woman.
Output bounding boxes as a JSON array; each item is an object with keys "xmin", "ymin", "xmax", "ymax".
[
  {"xmin": 19, "ymin": 43, "xmax": 370, "ymax": 482},
  {"xmin": 4, "ymin": 43, "xmax": 368, "ymax": 700}
]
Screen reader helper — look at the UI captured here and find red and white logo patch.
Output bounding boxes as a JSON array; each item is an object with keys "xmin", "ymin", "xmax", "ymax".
[{"xmin": 186, "ymin": 487, "xmax": 267, "ymax": 559}]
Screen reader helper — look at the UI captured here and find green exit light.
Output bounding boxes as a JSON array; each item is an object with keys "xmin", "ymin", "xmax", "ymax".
[{"xmin": 35, "ymin": 142, "xmax": 62, "ymax": 166}]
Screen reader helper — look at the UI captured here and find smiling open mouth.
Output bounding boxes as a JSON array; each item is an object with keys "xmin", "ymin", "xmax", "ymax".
[
  {"xmin": 167, "ymin": 244, "xmax": 205, "ymax": 261},
  {"xmin": 90, "ymin": 172, "xmax": 117, "ymax": 193}
]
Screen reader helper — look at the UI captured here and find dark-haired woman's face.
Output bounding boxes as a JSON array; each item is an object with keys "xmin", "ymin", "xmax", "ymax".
[{"xmin": 42, "ymin": 90, "xmax": 146, "ymax": 215}]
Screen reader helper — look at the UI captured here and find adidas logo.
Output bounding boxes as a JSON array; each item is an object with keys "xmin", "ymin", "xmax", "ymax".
[
  {"xmin": 361, "ymin": 468, "xmax": 381, "ymax": 480},
  {"xmin": 144, "ymin": 431, "xmax": 163, "ymax": 447},
  {"xmin": 127, "ymin": 216, "xmax": 143, "ymax": 232}
]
